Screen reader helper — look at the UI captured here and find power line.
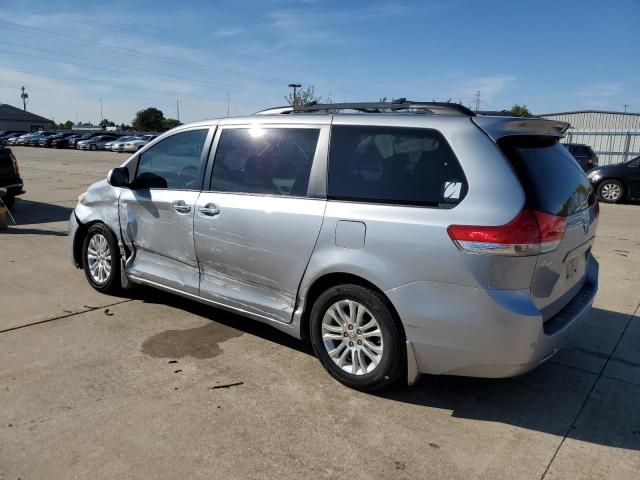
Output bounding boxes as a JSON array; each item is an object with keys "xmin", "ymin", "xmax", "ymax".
[
  {"xmin": 2, "ymin": 20, "xmax": 291, "ymax": 86},
  {"xmin": 0, "ymin": 45, "xmax": 279, "ymax": 97}
]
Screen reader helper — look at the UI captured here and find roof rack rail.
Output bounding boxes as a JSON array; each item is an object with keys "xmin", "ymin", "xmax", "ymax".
[{"xmin": 255, "ymin": 99, "xmax": 475, "ymax": 116}]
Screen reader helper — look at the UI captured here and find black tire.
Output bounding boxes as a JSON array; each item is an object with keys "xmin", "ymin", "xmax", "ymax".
[
  {"xmin": 309, "ymin": 284, "xmax": 404, "ymax": 391},
  {"xmin": 82, "ymin": 223, "xmax": 121, "ymax": 294},
  {"xmin": 90, "ymin": 144, "xmax": 97, "ymax": 151},
  {"xmin": 2, "ymin": 195, "xmax": 15, "ymax": 208},
  {"xmin": 597, "ymin": 179, "xmax": 624, "ymax": 204}
]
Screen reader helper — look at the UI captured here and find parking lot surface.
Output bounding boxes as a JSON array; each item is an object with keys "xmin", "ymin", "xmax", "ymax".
[{"xmin": 1, "ymin": 147, "xmax": 639, "ymax": 479}]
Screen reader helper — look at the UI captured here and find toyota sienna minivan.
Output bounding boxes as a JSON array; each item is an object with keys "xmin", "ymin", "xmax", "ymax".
[{"xmin": 69, "ymin": 100, "xmax": 599, "ymax": 391}]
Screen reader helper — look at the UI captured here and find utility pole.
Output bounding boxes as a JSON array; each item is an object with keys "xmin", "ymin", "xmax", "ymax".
[
  {"xmin": 288, "ymin": 83, "xmax": 301, "ymax": 106},
  {"xmin": 473, "ymin": 90, "xmax": 481, "ymax": 112},
  {"xmin": 20, "ymin": 86, "xmax": 28, "ymax": 111},
  {"xmin": 624, "ymin": 104, "xmax": 629, "ymax": 113},
  {"xmin": 227, "ymin": 91, "xmax": 230, "ymax": 117},
  {"xmin": 100, "ymin": 98, "xmax": 103, "ymax": 122},
  {"xmin": 176, "ymin": 99, "xmax": 180, "ymax": 121}
]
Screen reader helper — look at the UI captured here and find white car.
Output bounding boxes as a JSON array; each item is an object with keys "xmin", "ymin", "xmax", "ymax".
[
  {"xmin": 122, "ymin": 134, "xmax": 157, "ymax": 152},
  {"xmin": 105, "ymin": 136, "xmax": 137, "ymax": 152}
]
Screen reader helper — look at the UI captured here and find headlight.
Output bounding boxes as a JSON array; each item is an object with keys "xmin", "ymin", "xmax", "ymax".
[{"xmin": 588, "ymin": 172, "xmax": 601, "ymax": 181}]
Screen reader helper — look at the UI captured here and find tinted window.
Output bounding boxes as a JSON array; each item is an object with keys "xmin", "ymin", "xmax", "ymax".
[
  {"xmin": 499, "ymin": 136, "xmax": 595, "ymax": 217},
  {"xmin": 135, "ymin": 129, "xmax": 208, "ymax": 190},
  {"xmin": 572, "ymin": 145, "xmax": 591, "ymax": 157},
  {"xmin": 328, "ymin": 125, "xmax": 467, "ymax": 207},
  {"xmin": 211, "ymin": 127, "xmax": 320, "ymax": 196}
]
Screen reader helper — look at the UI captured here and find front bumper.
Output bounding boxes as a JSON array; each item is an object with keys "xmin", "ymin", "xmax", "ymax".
[{"xmin": 389, "ymin": 256, "xmax": 599, "ymax": 379}]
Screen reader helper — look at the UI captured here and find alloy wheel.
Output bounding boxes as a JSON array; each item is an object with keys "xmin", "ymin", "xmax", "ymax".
[
  {"xmin": 601, "ymin": 182, "xmax": 621, "ymax": 201},
  {"xmin": 86, "ymin": 233, "xmax": 112, "ymax": 284},
  {"xmin": 321, "ymin": 300, "xmax": 384, "ymax": 375}
]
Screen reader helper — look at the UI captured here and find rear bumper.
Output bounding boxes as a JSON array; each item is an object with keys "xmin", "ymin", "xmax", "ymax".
[{"xmin": 388, "ymin": 256, "xmax": 598, "ymax": 378}]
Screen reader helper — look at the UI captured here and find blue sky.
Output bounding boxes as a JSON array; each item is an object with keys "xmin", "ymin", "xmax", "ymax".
[{"xmin": 0, "ymin": 0, "xmax": 637, "ymax": 124}]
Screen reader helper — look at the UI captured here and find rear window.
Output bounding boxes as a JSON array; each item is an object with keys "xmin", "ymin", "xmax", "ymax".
[
  {"xmin": 499, "ymin": 136, "xmax": 595, "ymax": 217},
  {"xmin": 328, "ymin": 125, "xmax": 467, "ymax": 207}
]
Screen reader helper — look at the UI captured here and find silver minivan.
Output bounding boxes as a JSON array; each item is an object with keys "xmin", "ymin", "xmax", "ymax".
[{"xmin": 69, "ymin": 101, "xmax": 599, "ymax": 390}]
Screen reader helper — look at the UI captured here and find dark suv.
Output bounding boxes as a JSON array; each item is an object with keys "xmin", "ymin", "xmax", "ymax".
[
  {"xmin": 563, "ymin": 143, "xmax": 599, "ymax": 171},
  {"xmin": 0, "ymin": 146, "xmax": 24, "ymax": 207}
]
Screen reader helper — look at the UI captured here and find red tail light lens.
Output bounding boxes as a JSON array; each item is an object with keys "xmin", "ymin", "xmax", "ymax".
[{"xmin": 448, "ymin": 209, "xmax": 566, "ymax": 256}]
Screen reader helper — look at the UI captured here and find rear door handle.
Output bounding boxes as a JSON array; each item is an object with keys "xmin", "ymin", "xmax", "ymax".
[
  {"xmin": 171, "ymin": 200, "xmax": 192, "ymax": 214},
  {"xmin": 198, "ymin": 203, "xmax": 220, "ymax": 217}
]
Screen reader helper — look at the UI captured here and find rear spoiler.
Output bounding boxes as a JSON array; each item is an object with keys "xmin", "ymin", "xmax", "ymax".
[{"xmin": 472, "ymin": 116, "xmax": 570, "ymax": 141}]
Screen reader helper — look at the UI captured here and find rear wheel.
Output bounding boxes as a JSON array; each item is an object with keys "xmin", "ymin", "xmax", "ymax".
[
  {"xmin": 90, "ymin": 144, "xmax": 97, "ymax": 151},
  {"xmin": 309, "ymin": 284, "xmax": 404, "ymax": 391},
  {"xmin": 597, "ymin": 179, "xmax": 624, "ymax": 203},
  {"xmin": 82, "ymin": 223, "xmax": 121, "ymax": 294}
]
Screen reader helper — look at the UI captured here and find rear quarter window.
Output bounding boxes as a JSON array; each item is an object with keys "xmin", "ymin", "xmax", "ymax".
[
  {"xmin": 499, "ymin": 136, "xmax": 595, "ymax": 217},
  {"xmin": 328, "ymin": 125, "xmax": 467, "ymax": 207}
]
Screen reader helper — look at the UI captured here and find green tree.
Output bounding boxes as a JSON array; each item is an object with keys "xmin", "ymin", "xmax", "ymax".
[
  {"xmin": 57, "ymin": 120, "xmax": 74, "ymax": 130},
  {"xmin": 509, "ymin": 104, "xmax": 534, "ymax": 117},
  {"xmin": 99, "ymin": 118, "xmax": 116, "ymax": 129},
  {"xmin": 284, "ymin": 86, "xmax": 321, "ymax": 106},
  {"xmin": 163, "ymin": 118, "xmax": 182, "ymax": 130},
  {"xmin": 132, "ymin": 107, "xmax": 165, "ymax": 131}
]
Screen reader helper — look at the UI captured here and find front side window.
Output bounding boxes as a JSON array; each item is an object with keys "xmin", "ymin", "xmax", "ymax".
[
  {"xmin": 210, "ymin": 127, "xmax": 320, "ymax": 196},
  {"xmin": 135, "ymin": 129, "xmax": 209, "ymax": 190},
  {"xmin": 328, "ymin": 125, "xmax": 467, "ymax": 207}
]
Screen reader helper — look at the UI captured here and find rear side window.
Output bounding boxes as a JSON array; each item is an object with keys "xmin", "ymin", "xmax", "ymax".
[
  {"xmin": 499, "ymin": 136, "xmax": 595, "ymax": 217},
  {"xmin": 328, "ymin": 126, "xmax": 467, "ymax": 207},
  {"xmin": 211, "ymin": 127, "xmax": 320, "ymax": 197}
]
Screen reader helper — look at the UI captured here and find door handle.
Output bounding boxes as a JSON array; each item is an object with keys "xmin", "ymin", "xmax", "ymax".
[
  {"xmin": 198, "ymin": 203, "xmax": 220, "ymax": 217},
  {"xmin": 171, "ymin": 200, "xmax": 192, "ymax": 214}
]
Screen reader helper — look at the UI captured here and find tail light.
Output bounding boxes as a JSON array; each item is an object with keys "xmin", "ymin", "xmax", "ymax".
[
  {"xmin": 9, "ymin": 151, "xmax": 19, "ymax": 175},
  {"xmin": 447, "ymin": 209, "xmax": 566, "ymax": 256}
]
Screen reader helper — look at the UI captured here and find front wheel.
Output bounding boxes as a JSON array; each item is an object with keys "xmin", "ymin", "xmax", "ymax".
[
  {"xmin": 597, "ymin": 179, "xmax": 624, "ymax": 203},
  {"xmin": 82, "ymin": 223, "xmax": 121, "ymax": 294},
  {"xmin": 309, "ymin": 284, "xmax": 404, "ymax": 391},
  {"xmin": 89, "ymin": 144, "xmax": 97, "ymax": 151}
]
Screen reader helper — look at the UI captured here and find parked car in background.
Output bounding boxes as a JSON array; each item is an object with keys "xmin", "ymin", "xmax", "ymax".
[
  {"xmin": 105, "ymin": 136, "xmax": 136, "ymax": 151},
  {"xmin": 563, "ymin": 143, "xmax": 599, "ymax": 172},
  {"xmin": 0, "ymin": 132, "xmax": 27, "ymax": 145},
  {"xmin": 28, "ymin": 131, "xmax": 57, "ymax": 147},
  {"xmin": 0, "ymin": 145, "xmax": 24, "ymax": 207},
  {"xmin": 39, "ymin": 132, "xmax": 77, "ymax": 148},
  {"xmin": 69, "ymin": 101, "xmax": 599, "ymax": 391},
  {"xmin": 77, "ymin": 134, "xmax": 120, "ymax": 151},
  {"xmin": 52, "ymin": 133, "xmax": 82, "ymax": 149},
  {"xmin": 122, "ymin": 134, "xmax": 157, "ymax": 152},
  {"xmin": 587, "ymin": 155, "xmax": 640, "ymax": 203},
  {"xmin": 16, "ymin": 133, "xmax": 38, "ymax": 145},
  {"xmin": 70, "ymin": 132, "xmax": 103, "ymax": 148}
]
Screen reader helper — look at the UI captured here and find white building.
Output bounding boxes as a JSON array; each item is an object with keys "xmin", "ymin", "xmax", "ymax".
[{"xmin": 539, "ymin": 110, "xmax": 640, "ymax": 165}]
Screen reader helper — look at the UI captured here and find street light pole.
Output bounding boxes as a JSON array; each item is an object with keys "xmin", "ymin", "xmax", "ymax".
[{"xmin": 288, "ymin": 83, "xmax": 301, "ymax": 106}]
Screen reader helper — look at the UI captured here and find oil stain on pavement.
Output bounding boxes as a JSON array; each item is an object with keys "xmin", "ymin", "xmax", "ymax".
[{"xmin": 141, "ymin": 323, "xmax": 242, "ymax": 359}]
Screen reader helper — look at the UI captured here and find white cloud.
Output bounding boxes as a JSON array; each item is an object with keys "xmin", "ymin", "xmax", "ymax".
[{"xmin": 215, "ymin": 27, "xmax": 245, "ymax": 37}]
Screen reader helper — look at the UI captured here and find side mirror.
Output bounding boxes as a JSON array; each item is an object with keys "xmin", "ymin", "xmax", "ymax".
[{"xmin": 107, "ymin": 167, "xmax": 130, "ymax": 187}]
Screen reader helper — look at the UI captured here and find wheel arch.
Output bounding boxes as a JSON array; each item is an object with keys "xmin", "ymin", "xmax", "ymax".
[
  {"xmin": 72, "ymin": 218, "xmax": 118, "ymax": 268},
  {"xmin": 298, "ymin": 272, "xmax": 406, "ymax": 345}
]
